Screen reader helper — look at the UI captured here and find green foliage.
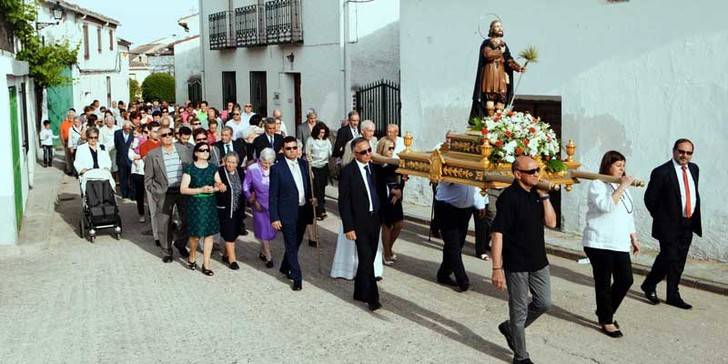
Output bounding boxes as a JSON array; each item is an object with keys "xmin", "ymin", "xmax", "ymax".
[
  {"xmin": 519, "ymin": 45, "xmax": 539, "ymax": 64},
  {"xmin": 141, "ymin": 73, "xmax": 175, "ymax": 103},
  {"xmin": 1, "ymin": 0, "xmax": 79, "ymax": 88},
  {"xmin": 546, "ymin": 158, "xmax": 567, "ymax": 173},
  {"xmin": 129, "ymin": 78, "xmax": 140, "ymax": 101}
]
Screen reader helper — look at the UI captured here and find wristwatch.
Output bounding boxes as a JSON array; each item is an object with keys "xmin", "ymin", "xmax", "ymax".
[{"xmin": 539, "ymin": 195, "xmax": 550, "ymax": 201}]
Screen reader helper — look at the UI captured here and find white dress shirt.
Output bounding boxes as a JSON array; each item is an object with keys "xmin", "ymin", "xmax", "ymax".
[
  {"xmin": 582, "ymin": 181, "xmax": 636, "ymax": 252},
  {"xmin": 351, "ymin": 127, "xmax": 360, "ymax": 138},
  {"xmin": 355, "ymin": 160, "xmax": 375, "ymax": 212},
  {"xmin": 672, "ymin": 159, "xmax": 696, "ymax": 217},
  {"xmin": 286, "ymin": 158, "xmax": 306, "ymax": 206},
  {"xmin": 435, "ymin": 183, "xmax": 487, "ymax": 209},
  {"xmin": 225, "ymin": 119, "xmax": 248, "ymax": 141}
]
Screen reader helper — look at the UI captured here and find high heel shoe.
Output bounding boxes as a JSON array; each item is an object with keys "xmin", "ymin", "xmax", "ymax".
[{"xmin": 201, "ymin": 265, "xmax": 214, "ymax": 276}]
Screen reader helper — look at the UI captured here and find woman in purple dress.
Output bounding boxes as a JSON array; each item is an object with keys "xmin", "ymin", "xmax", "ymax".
[{"xmin": 243, "ymin": 147, "xmax": 277, "ymax": 268}]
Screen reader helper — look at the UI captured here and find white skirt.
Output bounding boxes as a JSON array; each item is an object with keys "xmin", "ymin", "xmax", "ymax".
[{"xmin": 330, "ymin": 225, "xmax": 383, "ymax": 280}]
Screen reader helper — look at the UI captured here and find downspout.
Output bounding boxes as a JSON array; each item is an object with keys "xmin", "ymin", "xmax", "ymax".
[{"xmin": 199, "ymin": 0, "xmax": 207, "ymax": 101}]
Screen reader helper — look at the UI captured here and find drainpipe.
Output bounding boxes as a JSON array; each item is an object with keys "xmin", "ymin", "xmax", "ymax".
[
  {"xmin": 199, "ymin": 0, "xmax": 207, "ymax": 101},
  {"xmin": 340, "ymin": 0, "xmax": 348, "ymax": 117}
]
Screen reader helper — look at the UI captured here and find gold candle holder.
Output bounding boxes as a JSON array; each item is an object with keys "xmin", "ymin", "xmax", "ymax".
[{"xmin": 565, "ymin": 139, "xmax": 576, "ymax": 162}]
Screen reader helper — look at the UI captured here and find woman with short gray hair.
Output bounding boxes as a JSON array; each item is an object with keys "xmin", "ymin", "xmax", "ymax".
[
  {"xmin": 216, "ymin": 152, "xmax": 246, "ymax": 270},
  {"xmin": 244, "ymin": 147, "xmax": 278, "ymax": 267}
]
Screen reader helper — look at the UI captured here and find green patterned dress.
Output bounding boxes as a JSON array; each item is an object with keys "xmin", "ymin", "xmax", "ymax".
[{"xmin": 185, "ymin": 163, "xmax": 220, "ymax": 237}]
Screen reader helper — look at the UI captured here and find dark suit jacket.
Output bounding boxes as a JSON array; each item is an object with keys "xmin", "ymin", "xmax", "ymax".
[
  {"xmin": 253, "ymin": 133, "xmax": 283, "ymax": 159},
  {"xmin": 269, "ymin": 157, "xmax": 313, "ymax": 225},
  {"xmin": 215, "ymin": 166, "xmax": 245, "ymax": 218},
  {"xmin": 339, "ymin": 161, "xmax": 379, "ymax": 234},
  {"xmin": 143, "ymin": 143, "xmax": 193, "ymax": 197},
  {"xmin": 644, "ymin": 160, "xmax": 702, "ymax": 241},
  {"xmin": 333, "ymin": 127, "xmax": 357, "ymax": 158},
  {"xmin": 214, "ymin": 139, "xmax": 247, "ymax": 166},
  {"xmin": 113, "ymin": 129, "xmax": 133, "ymax": 167}
]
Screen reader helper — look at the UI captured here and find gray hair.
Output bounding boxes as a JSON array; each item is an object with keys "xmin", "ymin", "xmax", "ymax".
[
  {"xmin": 360, "ymin": 120, "xmax": 375, "ymax": 131},
  {"xmin": 223, "ymin": 152, "xmax": 239, "ymax": 163},
  {"xmin": 221, "ymin": 126, "xmax": 234, "ymax": 135},
  {"xmin": 259, "ymin": 147, "xmax": 276, "ymax": 162}
]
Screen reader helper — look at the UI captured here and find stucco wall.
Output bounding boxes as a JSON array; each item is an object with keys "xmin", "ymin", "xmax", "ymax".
[
  {"xmin": 174, "ymin": 37, "xmax": 201, "ymax": 104},
  {"xmin": 400, "ymin": 0, "xmax": 728, "ymax": 261}
]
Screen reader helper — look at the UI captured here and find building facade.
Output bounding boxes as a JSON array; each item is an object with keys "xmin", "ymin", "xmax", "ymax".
[
  {"xmin": 128, "ymin": 35, "xmax": 178, "ymax": 86},
  {"xmin": 174, "ymin": 14, "xmax": 202, "ymax": 104},
  {"xmin": 399, "ymin": 0, "xmax": 728, "ymax": 261}
]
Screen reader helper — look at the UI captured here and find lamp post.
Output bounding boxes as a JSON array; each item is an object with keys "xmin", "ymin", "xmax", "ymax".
[{"xmin": 36, "ymin": 2, "xmax": 64, "ymax": 31}]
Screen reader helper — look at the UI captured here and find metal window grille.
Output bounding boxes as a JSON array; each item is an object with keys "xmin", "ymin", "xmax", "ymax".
[
  {"xmin": 354, "ymin": 80, "xmax": 401, "ymax": 137},
  {"xmin": 234, "ymin": 5, "xmax": 261, "ymax": 47},
  {"xmin": 265, "ymin": 0, "xmax": 303, "ymax": 44},
  {"xmin": 209, "ymin": 11, "xmax": 234, "ymax": 49}
]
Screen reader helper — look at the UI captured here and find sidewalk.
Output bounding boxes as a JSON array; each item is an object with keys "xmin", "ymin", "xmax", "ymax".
[{"xmin": 326, "ymin": 184, "xmax": 728, "ymax": 295}]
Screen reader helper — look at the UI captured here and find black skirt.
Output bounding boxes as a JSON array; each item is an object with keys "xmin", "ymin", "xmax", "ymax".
[{"xmin": 218, "ymin": 208, "xmax": 244, "ymax": 242}]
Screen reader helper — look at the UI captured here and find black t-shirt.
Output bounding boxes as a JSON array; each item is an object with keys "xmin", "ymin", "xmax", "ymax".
[{"xmin": 491, "ymin": 182, "xmax": 548, "ymax": 272}]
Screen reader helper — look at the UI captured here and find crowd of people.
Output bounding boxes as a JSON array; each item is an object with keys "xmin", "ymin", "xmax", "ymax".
[{"xmin": 52, "ymin": 98, "xmax": 701, "ymax": 364}]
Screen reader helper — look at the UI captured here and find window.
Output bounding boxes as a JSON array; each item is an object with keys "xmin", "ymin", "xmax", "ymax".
[
  {"xmin": 97, "ymin": 26, "xmax": 102, "ymax": 53},
  {"xmin": 83, "ymin": 24, "xmax": 89, "ymax": 59},
  {"xmin": 109, "ymin": 30, "xmax": 114, "ymax": 51}
]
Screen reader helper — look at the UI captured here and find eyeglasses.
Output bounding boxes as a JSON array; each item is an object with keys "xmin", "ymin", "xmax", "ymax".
[
  {"xmin": 195, "ymin": 138, "xmax": 207, "ymax": 143},
  {"xmin": 160, "ymin": 132, "xmax": 173, "ymax": 138},
  {"xmin": 197, "ymin": 149, "xmax": 210, "ymax": 153},
  {"xmin": 676, "ymin": 149, "xmax": 693, "ymax": 156},
  {"xmin": 388, "ymin": 147, "xmax": 395, "ymax": 151},
  {"xmin": 233, "ymin": 113, "xmax": 240, "ymax": 116},
  {"xmin": 356, "ymin": 147, "xmax": 373, "ymax": 156},
  {"xmin": 284, "ymin": 146, "xmax": 298, "ymax": 151},
  {"xmin": 517, "ymin": 168, "xmax": 539, "ymax": 175},
  {"xmin": 192, "ymin": 122, "xmax": 201, "ymax": 125}
]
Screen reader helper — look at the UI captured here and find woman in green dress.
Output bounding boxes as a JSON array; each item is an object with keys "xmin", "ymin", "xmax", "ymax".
[{"xmin": 181, "ymin": 142, "xmax": 225, "ymax": 276}]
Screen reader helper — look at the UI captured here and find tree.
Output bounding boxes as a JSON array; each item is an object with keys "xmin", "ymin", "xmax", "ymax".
[
  {"xmin": 129, "ymin": 78, "xmax": 140, "ymax": 102},
  {"xmin": 141, "ymin": 73, "xmax": 175, "ymax": 103}
]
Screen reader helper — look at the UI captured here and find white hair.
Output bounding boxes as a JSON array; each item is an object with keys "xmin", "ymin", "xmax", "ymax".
[
  {"xmin": 259, "ymin": 147, "xmax": 276, "ymax": 162},
  {"xmin": 360, "ymin": 120, "xmax": 375, "ymax": 131}
]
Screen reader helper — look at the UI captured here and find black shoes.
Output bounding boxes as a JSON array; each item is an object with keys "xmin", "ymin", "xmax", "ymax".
[
  {"xmin": 280, "ymin": 268, "xmax": 293, "ymax": 280},
  {"xmin": 162, "ymin": 255, "xmax": 173, "ymax": 263},
  {"xmin": 229, "ymin": 261, "xmax": 240, "ymax": 270},
  {"xmin": 457, "ymin": 282, "xmax": 470, "ymax": 293},
  {"xmin": 498, "ymin": 322, "xmax": 516, "ymax": 353},
  {"xmin": 437, "ymin": 276, "xmax": 458, "ymax": 287},
  {"xmin": 258, "ymin": 253, "xmax": 267, "ymax": 262},
  {"xmin": 600, "ymin": 324, "xmax": 623, "ymax": 338},
  {"xmin": 368, "ymin": 302, "xmax": 382, "ymax": 311},
  {"xmin": 666, "ymin": 299, "xmax": 693, "ymax": 310},
  {"xmin": 201, "ymin": 265, "xmax": 214, "ymax": 276},
  {"xmin": 174, "ymin": 240, "xmax": 189, "ymax": 259},
  {"xmin": 265, "ymin": 260, "xmax": 274, "ymax": 269},
  {"xmin": 513, "ymin": 359, "xmax": 534, "ymax": 364},
  {"xmin": 292, "ymin": 280, "xmax": 302, "ymax": 291},
  {"xmin": 154, "ymin": 239, "xmax": 161, "ymax": 247},
  {"xmin": 187, "ymin": 259, "xmax": 197, "ymax": 271},
  {"xmin": 640, "ymin": 284, "xmax": 660, "ymax": 305}
]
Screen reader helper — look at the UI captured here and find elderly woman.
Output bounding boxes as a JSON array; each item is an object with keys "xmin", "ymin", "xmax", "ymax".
[
  {"xmin": 73, "ymin": 127, "xmax": 112, "ymax": 175},
  {"xmin": 68, "ymin": 117, "xmax": 86, "ymax": 167},
  {"xmin": 374, "ymin": 138, "xmax": 406, "ymax": 265},
  {"xmin": 582, "ymin": 150, "xmax": 640, "ymax": 338},
  {"xmin": 305, "ymin": 122, "xmax": 332, "ymax": 220},
  {"xmin": 341, "ymin": 119, "xmax": 377, "ymax": 166},
  {"xmin": 243, "ymin": 147, "xmax": 277, "ymax": 268},
  {"xmin": 180, "ymin": 142, "xmax": 224, "ymax": 276},
  {"xmin": 216, "ymin": 152, "xmax": 246, "ymax": 270},
  {"xmin": 100, "ymin": 114, "xmax": 120, "ymax": 173}
]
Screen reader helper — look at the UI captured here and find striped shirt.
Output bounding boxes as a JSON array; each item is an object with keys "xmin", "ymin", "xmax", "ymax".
[{"xmin": 162, "ymin": 147, "xmax": 183, "ymax": 188}]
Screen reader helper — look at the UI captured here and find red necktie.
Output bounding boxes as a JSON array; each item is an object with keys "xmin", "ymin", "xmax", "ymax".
[{"xmin": 682, "ymin": 165, "xmax": 692, "ymax": 218}]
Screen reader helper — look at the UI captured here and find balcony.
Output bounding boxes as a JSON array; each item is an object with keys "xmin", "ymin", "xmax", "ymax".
[
  {"xmin": 0, "ymin": 13, "xmax": 16, "ymax": 53},
  {"xmin": 234, "ymin": 5, "xmax": 262, "ymax": 47},
  {"xmin": 208, "ymin": 11, "xmax": 235, "ymax": 50},
  {"xmin": 265, "ymin": 0, "xmax": 303, "ymax": 44}
]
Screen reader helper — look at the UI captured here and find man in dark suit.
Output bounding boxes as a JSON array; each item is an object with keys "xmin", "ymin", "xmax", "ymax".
[
  {"xmin": 333, "ymin": 111, "xmax": 360, "ymax": 159},
  {"xmin": 270, "ymin": 136, "xmax": 314, "ymax": 291},
  {"xmin": 253, "ymin": 117, "xmax": 283, "ymax": 159},
  {"xmin": 114, "ymin": 121, "xmax": 134, "ymax": 199},
  {"xmin": 215, "ymin": 126, "xmax": 248, "ymax": 166},
  {"xmin": 641, "ymin": 138, "xmax": 701, "ymax": 309},
  {"xmin": 339, "ymin": 137, "xmax": 383, "ymax": 311}
]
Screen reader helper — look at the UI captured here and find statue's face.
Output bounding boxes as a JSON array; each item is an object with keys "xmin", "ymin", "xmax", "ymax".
[{"xmin": 490, "ymin": 21, "xmax": 504, "ymax": 37}]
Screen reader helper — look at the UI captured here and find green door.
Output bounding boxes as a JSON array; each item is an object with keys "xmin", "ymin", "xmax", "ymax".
[
  {"xmin": 8, "ymin": 86, "xmax": 23, "ymax": 230},
  {"xmin": 46, "ymin": 67, "xmax": 74, "ymax": 146}
]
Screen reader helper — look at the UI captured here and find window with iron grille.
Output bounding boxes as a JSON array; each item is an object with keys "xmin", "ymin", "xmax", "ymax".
[
  {"xmin": 83, "ymin": 24, "xmax": 89, "ymax": 59},
  {"xmin": 265, "ymin": 0, "xmax": 303, "ymax": 44},
  {"xmin": 235, "ymin": 5, "xmax": 262, "ymax": 47},
  {"xmin": 209, "ymin": 11, "xmax": 233, "ymax": 49}
]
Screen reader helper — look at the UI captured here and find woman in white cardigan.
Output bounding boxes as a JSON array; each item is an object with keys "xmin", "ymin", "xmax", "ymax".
[
  {"xmin": 73, "ymin": 127, "xmax": 112, "ymax": 175},
  {"xmin": 582, "ymin": 151, "xmax": 641, "ymax": 338}
]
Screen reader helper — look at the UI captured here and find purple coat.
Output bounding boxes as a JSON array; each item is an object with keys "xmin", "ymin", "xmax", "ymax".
[{"xmin": 243, "ymin": 162, "xmax": 276, "ymax": 240}]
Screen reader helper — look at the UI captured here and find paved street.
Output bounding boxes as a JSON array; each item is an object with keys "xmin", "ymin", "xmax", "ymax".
[{"xmin": 1, "ymin": 172, "xmax": 727, "ymax": 364}]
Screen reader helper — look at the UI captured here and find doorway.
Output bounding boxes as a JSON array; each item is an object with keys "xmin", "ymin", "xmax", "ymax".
[
  {"xmin": 222, "ymin": 71, "xmax": 237, "ymax": 106},
  {"xmin": 8, "ymin": 86, "xmax": 23, "ymax": 230},
  {"xmin": 249, "ymin": 71, "xmax": 267, "ymax": 116}
]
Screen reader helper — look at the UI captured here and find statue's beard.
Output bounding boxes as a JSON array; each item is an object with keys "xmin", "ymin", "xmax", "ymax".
[{"xmin": 489, "ymin": 29, "xmax": 504, "ymax": 38}]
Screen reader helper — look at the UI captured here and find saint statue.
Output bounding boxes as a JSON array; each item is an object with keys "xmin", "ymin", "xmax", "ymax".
[{"xmin": 470, "ymin": 20, "xmax": 524, "ymax": 119}]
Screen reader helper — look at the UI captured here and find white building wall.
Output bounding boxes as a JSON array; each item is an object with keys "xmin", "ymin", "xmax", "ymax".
[
  {"xmin": 399, "ymin": 0, "xmax": 728, "ymax": 261},
  {"xmin": 174, "ymin": 36, "xmax": 201, "ymax": 104}
]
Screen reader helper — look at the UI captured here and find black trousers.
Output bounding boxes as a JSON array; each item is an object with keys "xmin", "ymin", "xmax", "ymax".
[
  {"xmin": 354, "ymin": 213, "xmax": 382, "ymax": 305},
  {"xmin": 474, "ymin": 206, "xmax": 492, "ymax": 255},
  {"xmin": 42, "ymin": 145, "xmax": 53, "ymax": 166},
  {"xmin": 312, "ymin": 166, "xmax": 328, "ymax": 216},
  {"xmin": 280, "ymin": 206, "xmax": 309, "ymax": 282},
  {"xmin": 436, "ymin": 201, "xmax": 473, "ymax": 286},
  {"xmin": 584, "ymin": 247, "xmax": 633, "ymax": 325},
  {"xmin": 131, "ymin": 174, "xmax": 145, "ymax": 216},
  {"xmin": 118, "ymin": 163, "xmax": 134, "ymax": 199},
  {"xmin": 643, "ymin": 227, "xmax": 693, "ymax": 301}
]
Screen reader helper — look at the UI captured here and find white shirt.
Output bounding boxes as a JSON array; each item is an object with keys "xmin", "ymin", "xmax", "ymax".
[
  {"xmin": 100, "ymin": 125, "xmax": 120, "ymax": 151},
  {"xmin": 225, "ymin": 119, "xmax": 248, "ymax": 141},
  {"xmin": 355, "ymin": 160, "xmax": 376, "ymax": 212},
  {"xmin": 673, "ymin": 159, "xmax": 696, "ymax": 217},
  {"xmin": 40, "ymin": 128, "xmax": 55, "ymax": 146},
  {"xmin": 392, "ymin": 136, "xmax": 405, "ymax": 157},
  {"xmin": 435, "ymin": 183, "xmax": 487, "ymax": 209},
  {"xmin": 582, "ymin": 180, "xmax": 636, "ymax": 252},
  {"xmin": 241, "ymin": 112, "xmax": 256, "ymax": 126},
  {"xmin": 286, "ymin": 158, "xmax": 306, "ymax": 206},
  {"xmin": 350, "ymin": 127, "xmax": 360, "ymax": 138}
]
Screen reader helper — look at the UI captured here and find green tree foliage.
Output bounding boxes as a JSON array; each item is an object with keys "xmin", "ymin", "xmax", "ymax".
[
  {"xmin": 0, "ymin": 0, "xmax": 79, "ymax": 88},
  {"xmin": 129, "ymin": 78, "xmax": 140, "ymax": 101},
  {"xmin": 141, "ymin": 73, "xmax": 175, "ymax": 103}
]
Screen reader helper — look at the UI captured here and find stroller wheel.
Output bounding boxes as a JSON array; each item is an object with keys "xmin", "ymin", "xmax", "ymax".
[{"xmin": 89, "ymin": 235, "xmax": 95, "ymax": 243}]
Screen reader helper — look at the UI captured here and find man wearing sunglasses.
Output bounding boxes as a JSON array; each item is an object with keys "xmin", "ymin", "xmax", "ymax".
[
  {"xmin": 490, "ymin": 156, "xmax": 556, "ymax": 364},
  {"xmin": 269, "ymin": 136, "xmax": 315, "ymax": 291},
  {"xmin": 641, "ymin": 138, "xmax": 701, "ymax": 310},
  {"xmin": 144, "ymin": 126, "xmax": 193, "ymax": 263},
  {"xmin": 338, "ymin": 137, "xmax": 383, "ymax": 311}
]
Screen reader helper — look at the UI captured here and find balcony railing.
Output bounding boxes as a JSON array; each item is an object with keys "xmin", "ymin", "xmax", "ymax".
[
  {"xmin": 234, "ymin": 5, "xmax": 262, "ymax": 47},
  {"xmin": 209, "ymin": 11, "xmax": 235, "ymax": 50},
  {"xmin": 265, "ymin": 0, "xmax": 303, "ymax": 44}
]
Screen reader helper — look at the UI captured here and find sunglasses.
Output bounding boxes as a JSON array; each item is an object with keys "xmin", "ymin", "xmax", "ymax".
[
  {"xmin": 284, "ymin": 146, "xmax": 298, "ymax": 151},
  {"xmin": 233, "ymin": 113, "xmax": 240, "ymax": 116},
  {"xmin": 388, "ymin": 147, "xmax": 395, "ymax": 151},
  {"xmin": 676, "ymin": 149, "xmax": 693, "ymax": 156},
  {"xmin": 192, "ymin": 122, "xmax": 201, "ymax": 125},
  {"xmin": 195, "ymin": 139, "xmax": 207, "ymax": 142},
  {"xmin": 517, "ymin": 168, "xmax": 539, "ymax": 175},
  {"xmin": 356, "ymin": 147, "xmax": 373, "ymax": 156},
  {"xmin": 197, "ymin": 149, "xmax": 210, "ymax": 153},
  {"xmin": 87, "ymin": 136, "xmax": 98, "ymax": 140},
  {"xmin": 160, "ymin": 132, "xmax": 173, "ymax": 138}
]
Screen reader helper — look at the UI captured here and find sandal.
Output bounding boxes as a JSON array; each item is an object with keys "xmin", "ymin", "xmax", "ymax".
[
  {"xmin": 187, "ymin": 259, "xmax": 197, "ymax": 271},
  {"xmin": 202, "ymin": 265, "xmax": 214, "ymax": 276},
  {"xmin": 258, "ymin": 253, "xmax": 267, "ymax": 262}
]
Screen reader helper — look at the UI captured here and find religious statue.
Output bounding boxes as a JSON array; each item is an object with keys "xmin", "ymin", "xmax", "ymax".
[{"xmin": 470, "ymin": 20, "xmax": 524, "ymax": 119}]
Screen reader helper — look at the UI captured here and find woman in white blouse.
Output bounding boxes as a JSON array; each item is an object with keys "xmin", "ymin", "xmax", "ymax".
[
  {"xmin": 582, "ymin": 151, "xmax": 641, "ymax": 338},
  {"xmin": 305, "ymin": 122, "xmax": 332, "ymax": 220}
]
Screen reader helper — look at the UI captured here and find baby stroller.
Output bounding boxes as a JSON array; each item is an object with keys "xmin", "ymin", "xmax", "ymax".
[{"xmin": 79, "ymin": 169, "xmax": 122, "ymax": 242}]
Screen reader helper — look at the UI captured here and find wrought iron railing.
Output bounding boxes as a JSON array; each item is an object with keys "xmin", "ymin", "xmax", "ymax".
[
  {"xmin": 234, "ymin": 4, "xmax": 262, "ymax": 47},
  {"xmin": 265, "ymin": 0, "xmax": 303, "ymax": 44},
  {"xmin": 355, "ymin": 80, "xmax": 401, "ymax": 137},
  {"xmin": 209, "ymin": 11, "xmax": 235, "ymax": 50}
]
